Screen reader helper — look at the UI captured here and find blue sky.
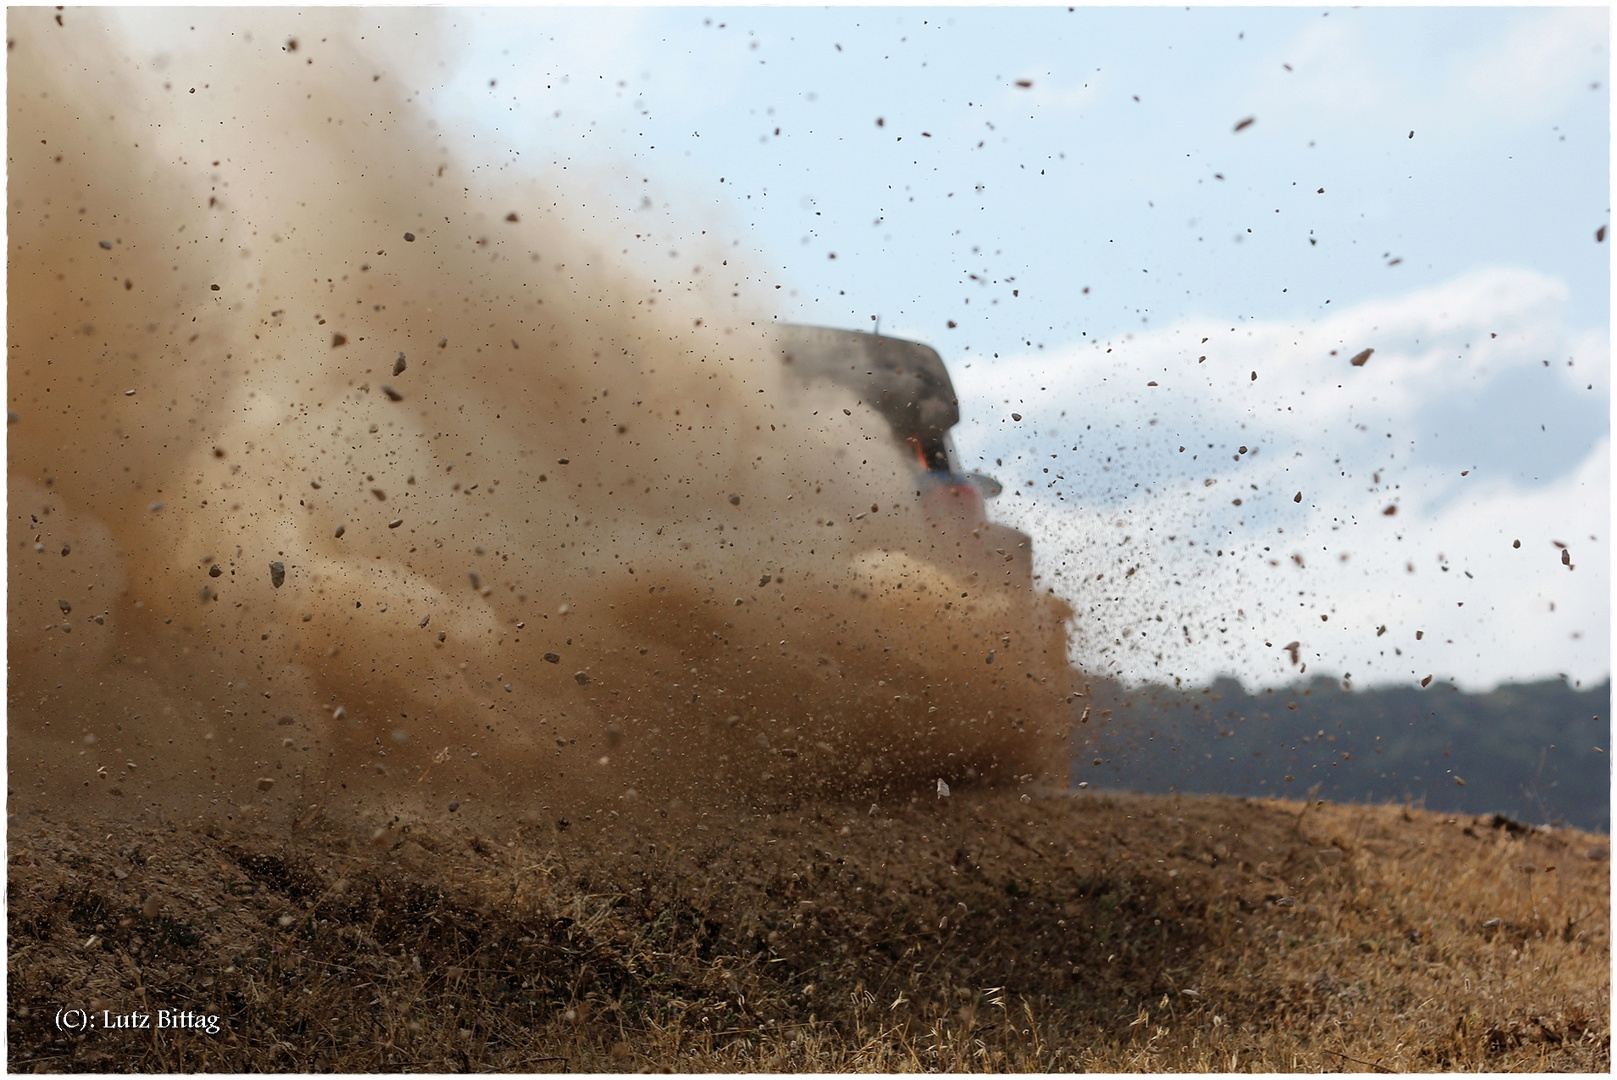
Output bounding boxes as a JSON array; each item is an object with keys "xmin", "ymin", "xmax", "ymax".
[
  {"xmin": 431, "ymin": 6, "xmax": 1608, "ymax": 339},
  {"xmin": 408, "ymin": 6, "xmax": 1606, "ymax": 690}
]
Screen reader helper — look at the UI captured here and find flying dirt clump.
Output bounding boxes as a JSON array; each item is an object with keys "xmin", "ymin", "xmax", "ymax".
[{"xmin": 7, "ymin": 9, "xmax": 1074, "ymax": 829}]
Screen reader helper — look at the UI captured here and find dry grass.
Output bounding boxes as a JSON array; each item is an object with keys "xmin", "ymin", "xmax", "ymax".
[{"xmin": 8, "ymin": 789, "xmax": 1608, "ymax": 1072}]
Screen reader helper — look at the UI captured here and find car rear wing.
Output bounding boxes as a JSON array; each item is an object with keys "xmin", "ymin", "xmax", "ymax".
[{"xmin": 773, "ymin": 324, "xmax": 961, "ymax": 441}]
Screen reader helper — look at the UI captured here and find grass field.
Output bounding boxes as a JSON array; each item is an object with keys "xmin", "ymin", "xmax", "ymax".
[{"xmin": 7, "ymin": 789, "xmax": 1608, "ymax": 1072}]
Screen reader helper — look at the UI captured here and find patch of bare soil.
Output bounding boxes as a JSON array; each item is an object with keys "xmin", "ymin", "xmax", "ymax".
[{"xmin": 7, "ymin": 790, "xmax": 1608, "ymax": 1072}]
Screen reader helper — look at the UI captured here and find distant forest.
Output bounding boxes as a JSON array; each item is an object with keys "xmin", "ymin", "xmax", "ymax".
[{"xmin": 1071, "ymin": 675, "xmax": 1610, "ymax": 833}]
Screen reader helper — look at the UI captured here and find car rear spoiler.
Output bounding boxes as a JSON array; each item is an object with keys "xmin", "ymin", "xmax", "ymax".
[{"xmin": 773, "ymin": 324, "xmax": 961, "ymax": 440}]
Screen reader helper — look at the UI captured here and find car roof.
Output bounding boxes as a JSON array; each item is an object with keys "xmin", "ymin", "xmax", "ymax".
[{"xmin": 774, "ymin": 323, "xmax": 960, "ymax": 437}]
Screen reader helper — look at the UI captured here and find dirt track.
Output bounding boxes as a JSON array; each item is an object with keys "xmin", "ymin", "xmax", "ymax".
[{"xmin": 8, "ymin": 789, "xmax": 1607, "ymax": 1071}]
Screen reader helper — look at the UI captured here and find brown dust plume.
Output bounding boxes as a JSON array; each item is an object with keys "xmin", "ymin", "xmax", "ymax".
[{"xmin": 8, "ymin": 9, "xmax": 1075, "ymax": 831}]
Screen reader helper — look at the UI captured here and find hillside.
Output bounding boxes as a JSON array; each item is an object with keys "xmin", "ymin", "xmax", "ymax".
[
  {"xmin": 1077, "ymin": 677, "xmax": 1610, "ymax": 832},
  {"xmin": 8, "ymin": 788, "xmax": 1608, "ymax": 1072}
]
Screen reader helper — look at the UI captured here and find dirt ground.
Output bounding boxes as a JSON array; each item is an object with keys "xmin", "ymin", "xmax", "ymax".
[{"xmin": 6, "ymin": 787, "xmax": 1608, "ymax": 1072}]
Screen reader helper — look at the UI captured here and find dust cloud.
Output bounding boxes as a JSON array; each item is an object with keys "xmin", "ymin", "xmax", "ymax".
[{"xmin": 8, "ymin": 10, "xmax": 1074, "ymax": 831}]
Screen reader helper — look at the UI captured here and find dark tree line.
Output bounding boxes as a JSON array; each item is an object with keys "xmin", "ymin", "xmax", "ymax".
[{"xmin": 1072, "ymin": 675, "xmax": 1610, "ymax": 833}]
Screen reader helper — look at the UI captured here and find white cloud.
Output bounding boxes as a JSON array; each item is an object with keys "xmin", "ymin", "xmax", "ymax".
[
  {"xmin": 950, "ymin": 267, "xmax": 1609, "ymax": 691},
  {"xmin": 1259, "ymin": 8, "xmax": 1607, "ymax": 137},
  {"xmin": 1458, "ymin": 7, "xmax": 1609, "ymax": 124}
]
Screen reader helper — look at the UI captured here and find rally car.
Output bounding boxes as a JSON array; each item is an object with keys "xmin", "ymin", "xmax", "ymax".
[{"xmin": 772, "ymin": 323, "xmax": 1037, "ymax": 596}]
